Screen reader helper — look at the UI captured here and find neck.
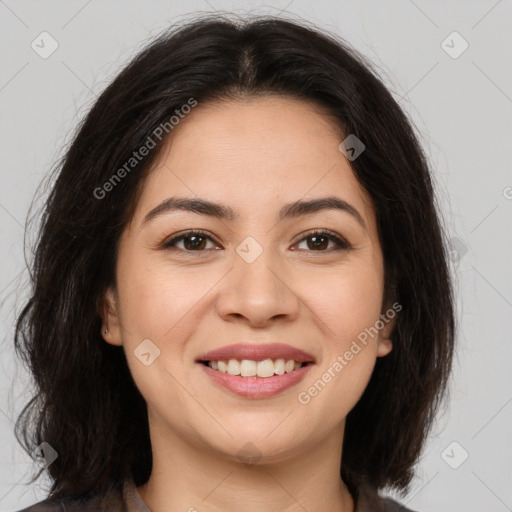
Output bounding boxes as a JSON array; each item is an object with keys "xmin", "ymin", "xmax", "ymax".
[{"xmin": 137, "ymin": 409, "xmax": 354, "ymax": 512}]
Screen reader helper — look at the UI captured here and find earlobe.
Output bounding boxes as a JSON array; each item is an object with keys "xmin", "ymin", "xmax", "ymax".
[
  {"xmin": 99, "ymin": 286, "xmax": 123, "ymax": 347},
  {"xmin": 376, "ymin": 337, "xmax": 393, "ymax": 357},
  {"xmin": 376, "ymin": 303, "xmax": 397, "ymax": 357}
]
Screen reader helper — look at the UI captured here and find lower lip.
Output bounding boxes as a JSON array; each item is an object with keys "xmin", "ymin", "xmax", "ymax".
[{"xmin": 198, "ymin": 363, "xmax": 314, "ymax": 399}]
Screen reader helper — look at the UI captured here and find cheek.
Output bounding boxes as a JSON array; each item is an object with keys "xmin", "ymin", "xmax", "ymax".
[
  {"xmin": 115, "ymin": 256, "xmax": 206, "ymax": 420},
  {"xmin": 116, "ymin": 246, "xmax": 208, "ymax": 341},
  {"xmin": 293, "ymin": 264, "xmax": 383, "ymax": 416},
  {"xmin": 114, "ymin": 251, "xmax": 221, "ymax": 395},
  {"xmin": 303, "ymin": 262, "xmax": 384, "ymax": 347}
]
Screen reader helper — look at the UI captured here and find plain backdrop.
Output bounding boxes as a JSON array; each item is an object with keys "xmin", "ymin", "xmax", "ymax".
[{"xmin": 1, "ymin": 1, "xmax": 511, "ymax": 511}]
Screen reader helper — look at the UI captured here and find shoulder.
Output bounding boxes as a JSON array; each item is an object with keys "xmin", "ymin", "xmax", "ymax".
[
  {"xmin": 13, "ymin": 487, "xmax": 124, "ymax": 512},
  {"xmin": 378, "ymin": 495, "xmax": 417, "ymax": 512},
  {"xmin": 357, "ymin": 488, "xmax": 417, "ymax": 512},
  {"xmin": 14, "ymin": 502, "xmax": 63, "ymax": 512}
]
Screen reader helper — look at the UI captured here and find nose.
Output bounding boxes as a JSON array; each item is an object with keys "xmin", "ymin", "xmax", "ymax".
[{"xmin": 215, "ymin": 245, "xmax": 301, "ymax": 328}]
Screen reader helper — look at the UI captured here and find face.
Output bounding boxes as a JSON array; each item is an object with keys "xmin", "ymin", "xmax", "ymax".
[{"xmin": 102, "ymin": 95, "xmax": 394, "ymax": 463}]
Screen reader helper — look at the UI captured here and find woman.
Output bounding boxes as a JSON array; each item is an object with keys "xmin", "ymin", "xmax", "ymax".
[{"xmin": 13, "ymin": 13, "xmax": 455, "ymax": 512}]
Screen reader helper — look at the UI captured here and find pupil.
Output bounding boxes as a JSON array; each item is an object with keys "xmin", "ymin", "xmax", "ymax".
[
  {"xmin": 185, "ymin": 235, "xmax": 205, "ymax": 250},
  {"xmin": 309, "ymin": 235, "xmax": 328, "ymax": 250}
]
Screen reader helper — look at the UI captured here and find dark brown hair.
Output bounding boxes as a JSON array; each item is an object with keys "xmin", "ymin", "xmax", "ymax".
[{"xmin": 14, "ymin": 13, "xmax": 455, "ymax": 502}]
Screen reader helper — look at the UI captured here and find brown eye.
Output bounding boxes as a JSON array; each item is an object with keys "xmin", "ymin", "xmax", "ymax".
[
  {"xmin": 183, "ymin": 234, "xmax": 206, "ymax": 250},
  {"xmin": 294, "ymin": 230, "xmax": 350, "ymax": 252},
  {"xmin": 161, "ymin": 229, "xmax": 350, "ymax": 254},
  {"xmin": 162, "ymin": 231, "xmax": 218, "ymax": 252}
]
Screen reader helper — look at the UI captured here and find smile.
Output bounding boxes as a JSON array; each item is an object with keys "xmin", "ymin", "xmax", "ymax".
[
  {"xmin": 197, "ymin": 360, "xmax": 314, "ymax": 399},
  {"xmin": 203, "ymin": 358, "xmax": 309, "ymax": 378}
]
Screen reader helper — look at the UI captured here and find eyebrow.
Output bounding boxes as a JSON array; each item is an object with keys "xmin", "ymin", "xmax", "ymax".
[{"xmin": 142, "ymin": 195, "xmax": 366, "ymax": 229}]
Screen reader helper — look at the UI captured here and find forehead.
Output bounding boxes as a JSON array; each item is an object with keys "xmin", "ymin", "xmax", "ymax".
[{"xmin": 130, "ymin": 95, "xmax": 375, "ymax": 228}]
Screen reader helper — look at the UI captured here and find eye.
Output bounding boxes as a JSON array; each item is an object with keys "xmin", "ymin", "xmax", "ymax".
[
  {"xmin": 161, "ymin": 230, "xmax": 220, "ymax": 252},
  {"xmin": 161, "ymin": 229, "xmax": 350, "ymax": 254},
  {"xmin": 293, "ymin": 229, "xmax": 350, "ymax": 252}
]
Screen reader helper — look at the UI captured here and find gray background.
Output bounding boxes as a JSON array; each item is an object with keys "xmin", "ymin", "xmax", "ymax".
[{"xmin": 1, "ymin": 1, "xmax": 511, "ymax": 511}]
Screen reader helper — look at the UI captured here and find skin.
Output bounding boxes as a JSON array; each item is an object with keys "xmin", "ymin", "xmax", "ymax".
[{"xmin": 101, "ymin": 95, "xmax": 394, "ymax": 512}]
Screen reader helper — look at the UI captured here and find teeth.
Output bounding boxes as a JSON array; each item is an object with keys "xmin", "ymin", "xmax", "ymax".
[
  {"xmin": 207, "ymin": 358, "xmax": 306, "ymax": 377},
  {"xmin": 285, "ymin": 359, "xmax": 294, "ymax": 373},
  {"xmin": 227, "ymin": 359, "xmax": 241, "ymax": 375},
  {"xmin": 241, "ymin": 359, "xmax": 257, "ymax": 377},
  {"xmin": 274, "ymin": 358, "xmax": 285, "ymax": 375},
  {"xmin": 256, "ymin": 359, "xmax": 275, "ymax": 378}
]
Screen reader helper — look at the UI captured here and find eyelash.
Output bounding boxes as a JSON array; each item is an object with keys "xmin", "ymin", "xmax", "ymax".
[{"xmin": 161, "ymin": 229, "xmax": 350, "ymax": 254}]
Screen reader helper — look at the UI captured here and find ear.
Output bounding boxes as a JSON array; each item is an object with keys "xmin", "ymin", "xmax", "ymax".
[
  {"xmin": 376, "ymin": 303, "xmax": 398, "ymax": 358},
  {"xmin": 99, "ymin": 285, "xmax": 123, "ymax": 347}
]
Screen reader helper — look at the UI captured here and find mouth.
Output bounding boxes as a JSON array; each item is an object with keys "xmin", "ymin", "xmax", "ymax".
[
  {"xmin": 195, "ymin": 343, "xmax": 315, "ymax": 398},
  {"xmin": 198, "ymin": 358, "xmax": 314, "ymax": 378}
]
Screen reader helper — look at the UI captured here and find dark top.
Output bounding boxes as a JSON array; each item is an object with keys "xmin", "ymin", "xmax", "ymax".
[{"xmin": 15, "ymin": 478, "xmax": 416, "ymax": 511}]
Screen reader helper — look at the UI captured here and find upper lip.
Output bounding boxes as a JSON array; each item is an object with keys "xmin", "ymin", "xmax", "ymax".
[{"xmin": 196, "ymin": 343, "xmax": 316, "ymax": 363}]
